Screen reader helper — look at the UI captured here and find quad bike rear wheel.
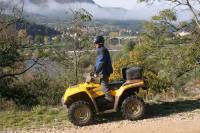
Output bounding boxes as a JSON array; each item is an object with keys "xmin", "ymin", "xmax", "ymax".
[
  {"xmin": 68, "ymin": 101, "xmax": 93, "ymax": 126},
  {"xmin": 121, "ymin": 96, "xmax": 145, "ymax": 120}
]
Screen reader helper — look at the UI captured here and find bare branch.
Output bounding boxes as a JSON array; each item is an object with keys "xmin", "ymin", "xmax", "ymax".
[
  {"xmin": 172, "ymin": 3, "xmax": 182, "ymax": 9},
  {"xmin": 0, "ymin": 0, "xmax": 24, "ymax": 32},
  {"xmin": 186, "ymin": 0, "xmax": 200, "ymax": 30},
  {"xmin": 161, "ymin": 20, "xmax": 179, "ymax": 31},
  {"xmin": 170, "ymin": 0, "xmax": 200, "ymax": 30},
  {"xmin": 0, "ymin": 59, "xmax": 39, "ymax": 80},
  {"xmin": 170, "ymin": 0, "xmax": 188, "ymax": 6},
  {"xmin": 0, "ymin": 18, "xmax": 21, "ymax": 32}
]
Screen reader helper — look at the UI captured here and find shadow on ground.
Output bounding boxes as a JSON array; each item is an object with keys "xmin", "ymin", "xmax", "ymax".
[
  {"xmin": 94, "ymin": 99, "xmax": 200, "ymax": 124},
  {"xmin": 145, "ymin": 99, "xmax": 200, "ymax": 118}
]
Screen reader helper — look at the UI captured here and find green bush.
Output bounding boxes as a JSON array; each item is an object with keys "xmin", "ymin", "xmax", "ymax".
[
  {"xmin": 123, "ymin": 40, "xmax": 136, "ymax": 54},
  {"xmin": 0, "ymin": 73, "xmax": 65, "ymax": 108}
]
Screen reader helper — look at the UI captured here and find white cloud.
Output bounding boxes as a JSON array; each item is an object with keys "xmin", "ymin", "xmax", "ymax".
[
  {"xmin": 22, "ymin": 0, "xmax": 169, "ymax": 20},
  {"xmin": 94, "ymin": 0, "xmax": 140, "ymax": 10},
  {"xmin": 0, "ymin": 0, "xmax": 193, "ymax": 20}
]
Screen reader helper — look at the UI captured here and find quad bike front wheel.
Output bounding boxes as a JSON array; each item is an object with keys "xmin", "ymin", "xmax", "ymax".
[
  {"xmin": 68, "ymin": 101, "xmax": 93, "ymax": 126},
  {"xmin": 121, "ymin": 96, "xmax": 145, "ymax": 120}
]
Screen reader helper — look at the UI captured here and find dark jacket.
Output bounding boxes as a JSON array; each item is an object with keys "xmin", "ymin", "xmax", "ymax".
[{"xmin": 95, "ymin": 47, "xmax": 113, "ymax": 77}]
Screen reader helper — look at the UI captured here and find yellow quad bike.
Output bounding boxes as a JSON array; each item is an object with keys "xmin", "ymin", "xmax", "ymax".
[{"xmin": 62, "ymin": 67, "xmax": 147, "ymax": 126}]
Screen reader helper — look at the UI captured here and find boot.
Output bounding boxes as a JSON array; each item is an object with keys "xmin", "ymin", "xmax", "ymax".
[{"xmin": 105, "ymin": 92, "xmax": 114, "ymax": 102}]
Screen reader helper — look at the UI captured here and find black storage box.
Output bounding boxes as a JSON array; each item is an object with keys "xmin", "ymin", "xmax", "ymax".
[{"xmin": 125, "ymin": 67, "xmax": 143, "ymax": 80}]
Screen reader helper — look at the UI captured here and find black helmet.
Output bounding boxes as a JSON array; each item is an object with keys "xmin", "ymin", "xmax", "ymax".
[{"xmin": 94, "ymin": 36, "xmax": 104, "ymax": 45}]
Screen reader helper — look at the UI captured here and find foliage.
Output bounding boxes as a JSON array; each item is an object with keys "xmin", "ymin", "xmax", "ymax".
[
  {"xmin": 152, "ymin": 9, "xmax": 177, "ymax": 22},
  {"xmin": 111, "ymin": 9, "xmax": 199, "ymax": 93},
  {"xmin": 123, "ymin": 40, "xmax": 136, "ymax": 54},
  {"xmin": 52, "ymin": 8, "xmax": 93, "ymax": 84},
  {"xmin": 35, "ymin": 35, "xmax": 44, "ymax": 44},
  {"xmin": 0, "ymin": 4, "xmax": 67, "ymax": 108},
  {"xmin": 0, "ymin": 72, "xmax": 65, "ymax": 107},
  {"xmin": 140, "ymin": 0, "xmax": 200, "ymax": 30},
  {"xmin": 16, "ymin": 20, "xmax": 60, "ymax": 38},
  {"xmin": 110, "ymin": 58, "xmax": 129, "ymax": 81},
  {"xmin": 0, "ymin": 3, "xmax": 43, "ymax": 80}
]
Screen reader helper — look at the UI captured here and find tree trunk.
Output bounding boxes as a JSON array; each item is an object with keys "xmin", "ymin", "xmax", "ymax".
[{"xmin": 186, "ymin": 0, "xmax": 200, "ymax": 30}]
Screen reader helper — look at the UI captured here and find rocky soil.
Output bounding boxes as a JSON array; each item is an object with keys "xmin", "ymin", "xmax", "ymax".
[{"xmin": 2, "ymin": 98, "xmax": 200, "ymax": 133}]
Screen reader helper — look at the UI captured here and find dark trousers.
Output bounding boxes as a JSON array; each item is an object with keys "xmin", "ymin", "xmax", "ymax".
[{"xmin": 100, "ymin": 76, "xmax": 110, "ymax": 93}]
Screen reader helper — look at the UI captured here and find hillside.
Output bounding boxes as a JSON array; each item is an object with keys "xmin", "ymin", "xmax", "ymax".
[
  {"xmin": 16, "ymin": 20, "xmax": 60, "ymax": 37},
  {"xmin": 29, "ymin": 0, "xmax": 95, "ymax": 5},
  {"xmin": 1, "ymin": 0, "xmax": 129, "ymax": 20},
  {"xmin": 94, "ymin": 19, "xmax": 145, "ymax": 31}
]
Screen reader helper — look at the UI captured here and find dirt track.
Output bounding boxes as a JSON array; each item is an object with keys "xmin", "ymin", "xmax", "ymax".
[
  {"xmin": 10, "ymin": 113, "xmax": 200, "ymax": 133},
  {"xmin": 3, "ymin": 99, "xmax": 200, "ymax": 133}
]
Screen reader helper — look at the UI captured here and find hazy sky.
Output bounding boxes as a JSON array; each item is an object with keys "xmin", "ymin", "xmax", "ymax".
[
  {"xmin": 94, "ymin": 0, "xmax": 193, "ymax": 20},
  {"xmin": 0, "ymin": 0, "xmax": 193, "ymax": 20},
  {"xmin": 94, "ymin": 0, "xmax": 139, "ymax": 9},
  {"xmin": 94, "ymin": 0, "xmax": 138, "ymax": 9}
]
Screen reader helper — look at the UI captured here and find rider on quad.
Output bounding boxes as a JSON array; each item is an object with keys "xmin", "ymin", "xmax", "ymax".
[{"xmin": 94, "ymin": 35, "xmax": 114, "ymax": 102}]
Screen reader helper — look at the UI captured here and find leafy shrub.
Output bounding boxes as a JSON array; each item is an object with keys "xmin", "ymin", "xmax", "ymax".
[
  {"xmin": 0, "ymin": 73, "xmax": 65, "ymax": 108},
  {"xmin": 112, "ymin": 42, "xmax": 198, "ymax": 92},
  {"xmin": 123, "ymin": 40, "xmax": 136, "ymax": 54}
]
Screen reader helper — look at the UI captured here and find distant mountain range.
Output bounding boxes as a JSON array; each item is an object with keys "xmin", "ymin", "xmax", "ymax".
[
  {"xmin": 25, "ymin": 0, "xmax": 128, "ymax": 21},
  {"xmin": 29, "ymin": 0, "xmax": 95, "ymax": 5},
  {"xmin": 26, "ymin": 0, "xmax": 126, "ymax": 13},
  {"xmin": 0, "ymin": 0, "xmax": 134, "ymax": 21},
  {"xmin": 16, "ymin": 20, "xmax": 60, "ymax": 37}
]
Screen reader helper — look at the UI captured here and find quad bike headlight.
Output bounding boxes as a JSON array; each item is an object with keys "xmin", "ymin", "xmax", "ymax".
[{"xmin": 61, "ymin": 96, "xmax": 66, "ymax": 107}]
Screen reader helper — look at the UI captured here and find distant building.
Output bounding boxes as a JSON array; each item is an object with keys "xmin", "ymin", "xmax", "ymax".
[
  {"xmin": 119, "ymin": 29, "xmax": 133, "ymax": 36},
  {"xmin": 110, "ymin": 38, "xmax": 119, "ymax": 45},
  {"xmin": 27, "ymin": 35, "xmax": 34, "ymax": 45},
  {"xmin": 109, "ymin": 32, "xmax": 119, "ymax": 37},
  {"xmin": 174, "ymin": 31, "xmax": 191, "ymax": 37},
  {"xmin": 109, "ymin": 36, "xmax": 137, "ymax": 45}
]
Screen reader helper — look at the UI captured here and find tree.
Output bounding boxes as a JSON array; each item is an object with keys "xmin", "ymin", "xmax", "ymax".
[
  {"xmin": 44, "ymin": 36, "xmax": 49, "ymax": 45},
  {"xmin": 140, "ymin": 0, "xmax": 200, "ymax": 30},
  {"xmin": 138, "ymin": 10, "xmax": 198, "ymax": 91},
  {"xmin": 18, "ymin": 29, "xmax": 27, "ymax": 46},
  {"xmin": 52, "ymin": 8, "xmax": 93, "ymax": 84},
  {"xmin": 123, "ymin": 40, "xmax": 136, "ymax": 54},
  {"xmin": 0, "ymin": 1, "xmax": 42, "ymax": 80},
  {"xmin": 111, "ymin": 9, "xmax": 199, "ymax": 92},
  {"xmin": 35, "ymin": 35, "xmax": 44, "ymax": 44}
]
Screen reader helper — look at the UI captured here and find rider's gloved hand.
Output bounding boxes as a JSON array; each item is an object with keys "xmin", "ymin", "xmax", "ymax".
[{"xmin": 94, "ymin": 73, "xmax": 98, "ymax": 78}]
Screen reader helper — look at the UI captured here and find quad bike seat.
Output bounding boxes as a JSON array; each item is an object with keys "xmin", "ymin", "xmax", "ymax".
[
  {"xmin": 123, "ymin": 79, "xmax": 145, "ymax": 86},
  {"xmin": 109, "ymin": 81, "xmax": 125, "ymax": 90}
]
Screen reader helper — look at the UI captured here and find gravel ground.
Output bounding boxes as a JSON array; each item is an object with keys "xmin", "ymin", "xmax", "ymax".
[{"xmin": 2, "ymin": 108, "xmax": 200, "ymax": 133}]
